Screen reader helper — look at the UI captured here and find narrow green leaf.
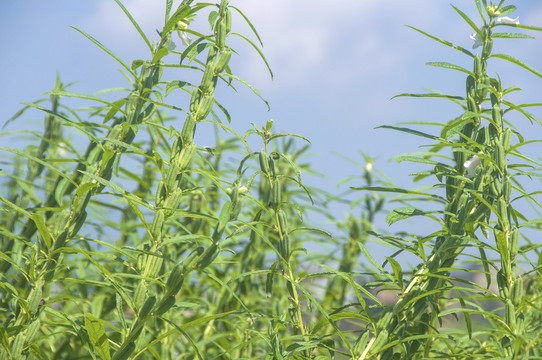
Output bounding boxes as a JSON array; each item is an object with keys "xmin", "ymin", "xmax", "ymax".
[
  {"xmin": 406, "ymin": 25, "xmax": 474, "ymax": 58},
  {"xmin": 31, "ymin": 213, "xmax": 52, "ymax": 250},
  {"xmin": 230, "ymin": 32, "xmax": 273, "ymax": 79},
  {"xmin": 386, "ymin": 206, "xmax": 444, "ymax": 226},
  {"xmin": 451, "ymin": 5, "xmax": 482, "ymax": 38},
  {"xmin": 165, "ymin": 80, "xmax": 191, "ymax": 97},
  {"xmin": 230, "ymin": 5, "xmax": 264, "ymax": 46},
  {"xmin": 492, "ymin": 33, "xmax": 534, "ymax": 39},
  {"xmin": 385, "ymin": 257, "xmax": 404, "ymax": 290},
  {"xmin": 498, "ymin": 5, "xmax": 517, "ymax": 17},
  {"xmin": 351, "ymin": 186, "xmax": 446, "ymax": 202},
  {"xmin": 376, "ymin": 125, "xmax": 439, "ymax": 140},
  {"xmin": 221, "ymin": 73, "xmax": 270, "ymax": 110},
  {"xmin": 85, "ymin": 313, "xmax": 111, "ymax": 360},
  {"xmin": 113, "ymin": 0, "xmax": 152, "ymax": 52},
  {"xmin": 491, "ymin": 53, "xmax": 542, "ymax": 78},
  {"xmin": 426, "ymin": 62, "xmax": 473, "ymax": 75},
  {"xmin": 70, "ymin": 27, "xmax": 136, "ymax": 79}
]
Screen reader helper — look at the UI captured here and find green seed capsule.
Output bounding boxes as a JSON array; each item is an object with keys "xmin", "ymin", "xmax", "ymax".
[
  {"xmin": 178, "ymin": 143, "xmax": 197, "ymax": 171},
  {"xmin": 216, "ymin": 19, "xmax": 227, "ymax": 49},
  {"xmin": 144, "ymin": 251, "xmax": 163, "ymax": 279},
  {"xmin": 214, "ymin": 48, "xmax": 232, "ymax": 74},
  {"xmin": 510, "ymin": 227, "xmax": 519, "ymax": 259},
  {"xmin": 259, "ymin": 150, "xmax": 270, "ymax": 174},
  {"xmin": 466, "ymin": 75, "xmax": 476, "ymax": 99},
  {"xmin": 189, "ymin": 87, "xmax": 202, "ymax": 113},
  {"xmin": 467, "ymin": 95, "xmax": 477, "ymax": 113},
  {"xmin": 511, "ymin": 276, "xmax": 523, "ymax": 307},
  {"xmin": 200, "ymin": 66, "xmax": 216, "ymax": 93},
  {"xmin": 495, "ymin": 143, "xmax": 506, "ymax": 171},
  {"xmin": 155, "ymin": 181, "xmax": 167, "ymax": 207},
  {"xmin": 196, "ymin": 94, "xmax": 215, "ymax": 120},
  {"xmin": 25, "ymin": 319, "xmax": 41, "ymax": 343},
  {"xmin": 473, "ymin": 55, "xmax": 482, "ymax": 77},
  {"xmin": 113, "ymin": 342, "xmax": 136, "ymax": 360},
  {"xmin": 503, "ymin": 128, "xmax": 512, "ymax": 151},
  {"xmin": 197, "ymin": 244, "xmax": 220, "ymax": 270},
  {"xmin": 138, "ymin": 295, "xmax": 156, "ymax": 320},
  {"xmin": 505, "ymin": 299, "xmax": 516, "ymax": 329},
  {"xmin": 154, "ymin": 295, "xmax": 176, "ymax": 316},
  {"xmin": 272, "ymin": 179, "xmax": 281, "ymax": 206},
  {"xmin": 371, "ymin": 329, "xmax": 389, "ymax": 354},
  {"xmin": 150, "ymin": 210, "xmax": 165, "ymax": 240},
  {"xmin": 165, "ymin": 263, "xmax": 185, "ymax": 295},
  {"xmin": 353, "ymin": 331, "xmax": 370, "ymax": 356},
  {"xmin": 482, "ymin": 38, "xmax": 493, "ymax": 59},
  {"xmin": 181, "ymin": 115, "xmax": 196, "ymax": 146},
  {"xmin": 497, "ymin": 270, "xmax": 509, "ymax": 298}
]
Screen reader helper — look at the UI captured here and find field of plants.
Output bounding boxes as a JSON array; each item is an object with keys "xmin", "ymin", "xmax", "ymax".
[{"xmin": 1, "ymin": 0, "xmax": 541, "ymax": 359}]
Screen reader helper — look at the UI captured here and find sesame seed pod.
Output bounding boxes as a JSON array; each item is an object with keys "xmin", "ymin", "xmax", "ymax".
[
  {"xmin": 475, "ymin": 75, "xmax": 489, "ymax": 100},
  {"xmin": 466, "ymin": 95, "xmax": 477, "ymax": 113},
  {"xmin": 189, "ymin": 87, "xmax": 202, "ymax": 113},
  {"xmin": 197, "ymin": 244, "xmax": 220, "ymax": 270},
  {"xmin": 268, "ymin": 158, "xmax": 276, "ymax": 178},
  {"xmin": 180, "ymin": 114, "xmax": 196, "ymax": 146},
  {"xmin": 259, "ymin": 150, "xmax": 270, "ymax": 174},
  {"xmin": 225, "ymin": 9, "xmax": 232, "ymax": 34},
  {"xmin": 216, "ymin": 19, "xmax": 227, "ymax": 49},
  {"xmin": 154, "ymin": 295, "xmax": 176, "ymax": 316},
  {"xmin": 502, "ymin": 175, "xmax": 511, "ymax": 201},
  {"xmin": 466, "ymin": 75, "xmax": 476, "ymax": 99},
  {"xmin": 200, "ymin": 66, "xmax": 216, "ymax": 94},
  {"xmin": 28, "ymin": 286, "xmax": 42, "ymax": 314},
  {"xmin": 492, "ymin": 105, "xmax": 503, "ymax": 131},
  {"xmin": 505, "ymin": 299, "xmax": 516, "ymax": 329},
  {"xmin": 143, "ymin": 251, "xmax": 163, "ymax": 279},
  {"xmin": 195, "ymin": 94, "xmax": 215, "ymax": 120},
  {"xmin": 497, "ymin": 270, "xmax": 509, "ymax": 298},
  {"xmin": 272, "ymin": 179, "xmax": 281, "ymax": 206},
  {"xmin": 353, "ymin": 331, "xmax": 370, "ymax": 356},
  {"xmin": 495, "ymin": 142, "xmax": 506, "ymax": 171},
  {"xmin": 25, "ymin": 319, "xmax": 41, "ymax": 343},
  {"xmin": 165, "ymin": 262, "xmax": 185, "ymax": 294},
  {"xmin": 370, "ymin": 329, "xmax": 389, "ymax": 354},
  {"xmin": 183, "ymin": 246, "xmax": 205, "ymax": 271},
  {"xmin": 179, "ymin": 142, "xmax": 197, "ymax": 170},
  {"xmin": 510, "ymin": 227, "xmax": 519, "ymax": 259},
  {"xmin": 497, "ymin": 198, "xmax": 509, "ymax": 228},
  {"xmin": 473, "ymin": 55, "xmax": 482, "ymax": 77},
  {"xmin": 214, "ymin": 48, "xmax": 232, "ymax": 74},
  {"xmin": 155, "ymin": 181, "xmax": 167, "ymax": 207},
  {"xmin": 377, "ymin": 311, "xmax": 394, "ymax": 332},
  {"xmin": 10, "ymin": 333, "xmax": 25, "ymax": 359},
  {"xmin": 112, "ymin": 342, "xmax": 135, "ymax": 360},
  {"xmin": 138, "ymin": 295, "xmax": 156, "ymax": 320},
  {"xmin": 482, "ymin": 38, "xmax": 493, "ymax": 60},
  {"xmin": 133, "ymin": 282, "xmax": 147, "ymax": 309},
  {"xmin": 510, "ymin": 276, "xmax": 523, "ymax": 307},
  {"xmin": 489, "ymin": 175, "xmax": 501, "ymax": 198},
  {"xmin": 150, "ymin": 209, "xmax": 165, "ymax": 241}
]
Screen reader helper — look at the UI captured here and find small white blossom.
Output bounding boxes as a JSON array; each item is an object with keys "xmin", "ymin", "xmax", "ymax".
[
  {"xmin": 469, "ymin": 33, "xmax": 484, "ymax": 49},
  {"xmin": 497, "ymin": 16, "xmax": 519, "ymax": 25},
  {"xmin": 365, "ymin": 162, "xmax": 373, "ymax": 173},
  {"xmin": 177, "ymin": 30, "xmax": 192, "ymax": 46},
  {"xmin": 464, "ymin": 155, "xmax": 482, "ymax": 178},
  {"xmin": 165, "ymin": 38, "xmax": 176, "ymax": 51}
]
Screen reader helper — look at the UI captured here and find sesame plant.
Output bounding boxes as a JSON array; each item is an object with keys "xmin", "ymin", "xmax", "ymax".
[{"xmin": 1, "ymin": 0, "xmax": 541, "ymax": 360}]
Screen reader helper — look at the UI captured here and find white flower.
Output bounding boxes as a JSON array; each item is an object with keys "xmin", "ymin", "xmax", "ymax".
[
  {"xmin": 165, "ymin": 38, "xmax": 176, "ymax": 51},
  {"xmin": 177, "ymin": 30, "xmax": 192, "ymax": 46},
  {"xmin": 469, "ymin": 33, "xmax": 484, "ymax": 49},
  {"xmin": 365, "ymin": 162, "xmax": 373, "ymax": 173},
  {"xmin": 464, "ymin": 155, "xmax": 482, "ymax": 178},
  {"xmin": 497, "ymin": 16, "xmax": 519, "ymax": 25}
]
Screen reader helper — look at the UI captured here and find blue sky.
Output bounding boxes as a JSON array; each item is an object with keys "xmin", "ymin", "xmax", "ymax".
[{"xmin": 1, "ymin": 1, "xmax": 541, "ymax": 245}]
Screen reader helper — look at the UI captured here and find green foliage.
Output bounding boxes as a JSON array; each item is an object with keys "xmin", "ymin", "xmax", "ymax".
[{"xmin": 1, "ymin": 1, "xmax": 542, "ymax": 359}]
